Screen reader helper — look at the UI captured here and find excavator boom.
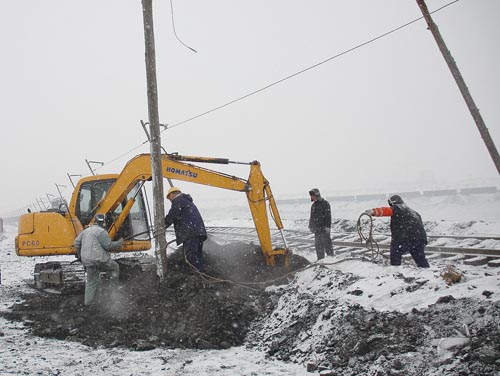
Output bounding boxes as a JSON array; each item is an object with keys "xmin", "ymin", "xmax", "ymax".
[{"xmin": 16, "ymin": 153, "xmax": 289, "ymax": 266}]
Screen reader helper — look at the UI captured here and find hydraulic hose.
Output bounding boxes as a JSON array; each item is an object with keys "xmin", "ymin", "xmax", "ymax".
[{"xmin": 356, "ymin": 213, "xmax": 381, "ymax": 259}]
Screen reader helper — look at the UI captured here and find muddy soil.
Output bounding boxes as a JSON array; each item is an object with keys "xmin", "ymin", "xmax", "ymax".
[{"xmin": 1, "ymin": 242, "xmax": 308, "ymax": 351}]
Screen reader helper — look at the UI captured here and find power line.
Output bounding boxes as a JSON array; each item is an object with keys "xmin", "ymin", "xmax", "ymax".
[
  {"xmin": 109, "ymin": 6, "xmax": 449, "ymax": 165},
  {"xmin": 169, "ymin": 0, "xmax": 197, "ymax": 53},
  {"xmin": 164, "ymin": 1, "xmax": 458, "ymax": 131}
]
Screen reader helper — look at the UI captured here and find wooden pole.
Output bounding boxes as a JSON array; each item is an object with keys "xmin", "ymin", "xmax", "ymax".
[
  {"xmin": 142, "ymin": 0, "xmax": 168, "ymax": 279},
  {"xmin": 416, "ymin": 0, "xmax": 500, "ymax": 176}
]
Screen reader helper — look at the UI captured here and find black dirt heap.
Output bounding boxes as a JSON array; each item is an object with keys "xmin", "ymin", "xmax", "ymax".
[{"xmin": 2, "ymin": 247, "xmax": 282, "ymax": 351}]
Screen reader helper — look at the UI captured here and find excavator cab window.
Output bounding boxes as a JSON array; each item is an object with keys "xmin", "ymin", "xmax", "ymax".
[
  {"xmin": 75, "ymin": 179, "xmax": 150, "ymax": 240},
  {"xmin": 76, "ymin": 179, "xmax": 116, "ymax": 227}
]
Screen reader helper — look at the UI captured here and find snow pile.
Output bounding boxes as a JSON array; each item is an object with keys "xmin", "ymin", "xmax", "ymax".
[
  {"xmin": 246, "ymin": 258, "xmax": 500, "ymax": 374},
  {"xmin": 274, "ymin": 259, "xmax": 499, "ymax": 312}
]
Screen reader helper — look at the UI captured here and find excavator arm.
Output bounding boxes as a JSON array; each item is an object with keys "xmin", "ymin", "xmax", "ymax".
[{"xmin": 92, "ymin": 153, "xmax": 288, "ymax": 266}]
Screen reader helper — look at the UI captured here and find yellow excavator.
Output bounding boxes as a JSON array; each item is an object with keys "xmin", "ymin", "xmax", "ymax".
[{"xmin": 16, "ymin": 153, "xmax": 290, "ymax": 287}]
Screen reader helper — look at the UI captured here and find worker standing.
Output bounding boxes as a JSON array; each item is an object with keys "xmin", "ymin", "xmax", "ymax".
[
  {"xmin": 364, "ymin": 194, "xmax": 430, "ymax": 268},
  {"xmin": 165, "ymin": 187, "xmax": 207, "ymax": 271},
  {"xmin": 74, "ymin": 214, "xmax": 123, "ymax": 306},
  {"xmin": 308, "ymin": 188, "xmax": 334, "ymax": 260}
]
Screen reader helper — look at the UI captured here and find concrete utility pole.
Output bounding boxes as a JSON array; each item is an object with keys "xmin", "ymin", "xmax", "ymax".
[
  {"xmin": 142, "ymin": 0, "xmax": 168, "ymax": 279},
  {"xmin": 416, "ymin": 0, "xmax": 500, "ymax": 176}
]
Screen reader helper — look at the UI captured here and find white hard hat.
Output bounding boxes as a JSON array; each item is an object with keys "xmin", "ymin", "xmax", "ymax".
[{"xmin": 94, "ymin": 214, "xmax": 106, "ymax": 225}]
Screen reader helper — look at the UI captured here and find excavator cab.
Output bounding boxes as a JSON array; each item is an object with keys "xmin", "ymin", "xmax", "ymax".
[
  {"xmin": 74, "ymin": 178, "xmax": 150, "ymax": 242},
  {"xmin": 16, "ymin": 174, "xmax": 152, "ymax": 289},
  {"xmin": 16, "ymin": 175, "xmax": 151, "ymax": 257}
]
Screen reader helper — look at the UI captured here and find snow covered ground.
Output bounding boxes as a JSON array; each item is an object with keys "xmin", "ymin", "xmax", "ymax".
[{"xmin": 1, "ymin": 192, "xmax": 500, "ymax": 375}]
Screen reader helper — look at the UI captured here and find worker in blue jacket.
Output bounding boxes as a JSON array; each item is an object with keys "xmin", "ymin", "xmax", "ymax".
[{"xmin": 165, "ymin": 187, "xmax": 207, "ymax": 271}]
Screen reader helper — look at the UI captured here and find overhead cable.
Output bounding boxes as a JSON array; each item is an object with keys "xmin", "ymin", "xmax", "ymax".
[
  {"xmin": 71, "ymin": 1, "xmax": 461, "ymax": 175},
  {"xmin": 164, "ymin": 1, "xmax": 458, "ymax": 131}
]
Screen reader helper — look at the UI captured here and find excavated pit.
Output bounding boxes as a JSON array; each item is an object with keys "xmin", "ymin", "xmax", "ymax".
[{"xmin": 2, "ymin": 237, "xmax": 309, "ymax": 351}]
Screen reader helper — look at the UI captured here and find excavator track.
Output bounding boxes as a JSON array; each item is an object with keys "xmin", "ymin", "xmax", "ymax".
[
  {"xmin": 33, "ymin": 256, "xmax": 157, "ymax": 292},
  {"xmin": 34, "ymin": 261, "xmax": 86, "ymax": 293}
]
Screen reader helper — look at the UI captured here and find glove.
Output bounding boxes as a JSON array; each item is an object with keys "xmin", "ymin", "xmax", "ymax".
[
  {"xmin": 363, "ymin": 209, "xmax": 374, "ymax": 216},
  {"xmin": 117, "ymin": 238, "xmax": 124, "ymax": 247}
]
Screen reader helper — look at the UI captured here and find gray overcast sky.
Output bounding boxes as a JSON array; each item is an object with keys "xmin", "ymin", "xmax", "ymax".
[{"xmin": 1, "ymin": 0, "xmax": 499, "ymax": 216}]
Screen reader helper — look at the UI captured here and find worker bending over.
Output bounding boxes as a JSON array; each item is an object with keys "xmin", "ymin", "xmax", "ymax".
[
  {"xmin": 364, "ymin": 194, "xmax": 429, "ymax": 268},
  {"xmin": 165, "ymin": 187, "xmax": 207, "ymax": 271}
]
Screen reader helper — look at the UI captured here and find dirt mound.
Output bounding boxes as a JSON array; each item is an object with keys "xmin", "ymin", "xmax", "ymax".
[
  {"xmin": 246, "ymin": 266, "xmax": 500, "ymax": 375},
  {"xmin": 2, "ymin": 241, "xmax": 309, "ymax": 351}
]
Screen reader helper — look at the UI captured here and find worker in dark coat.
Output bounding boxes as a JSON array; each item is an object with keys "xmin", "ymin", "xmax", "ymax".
[
  {"xmin": 165, "ymin": 187, "xmax": 207, "ymax": 271},
  {"xmin": 308, "ymin": 188, "xmax": 334, "ymax": 260},
  {"xmin": 364, "ymin": 194, "xmax": 429, "ymax": 268}
]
